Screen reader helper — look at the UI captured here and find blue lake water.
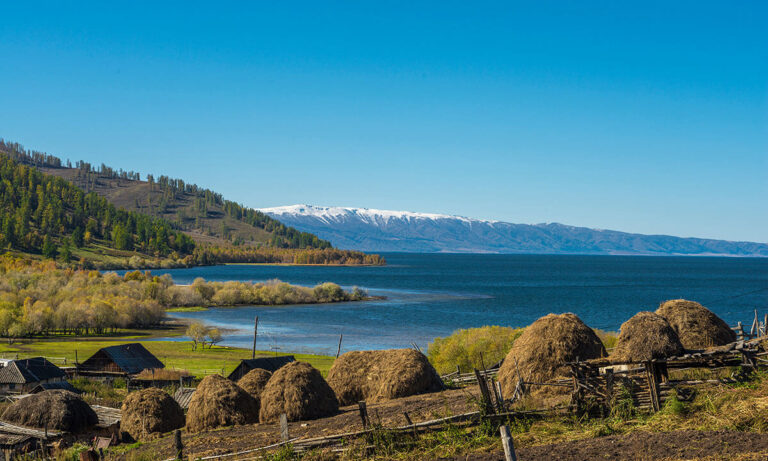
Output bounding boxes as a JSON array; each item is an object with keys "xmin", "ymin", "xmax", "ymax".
[{"xmin": 141, "ymin": 254, "xmax": 768, "ymax": 355}]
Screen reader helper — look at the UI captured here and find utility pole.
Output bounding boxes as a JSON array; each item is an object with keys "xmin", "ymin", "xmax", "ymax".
[{"xmin": 252, "ymin": 316, "xmax": 258, "ymax": 359}]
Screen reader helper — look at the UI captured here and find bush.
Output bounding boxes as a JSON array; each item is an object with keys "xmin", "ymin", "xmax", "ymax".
[{"xmin": 427, "ymin": 326, "xmax": 523, "ymax": 375}]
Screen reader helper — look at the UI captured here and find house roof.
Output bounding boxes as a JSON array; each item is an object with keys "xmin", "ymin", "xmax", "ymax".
[
  {"xmin": 81, "ymin": 343, "xmax": 164, "ymax": 374},
  {"xmin": 227, "ymin": 355, "xmax": 295, "ymax": 380},
  {"xmin": 31, "ymin": 381, "xmax": 78, "ymax": 393},
  {"xmin": 0, "ymin": 357, "xmax": 67, "ymax": 384}
]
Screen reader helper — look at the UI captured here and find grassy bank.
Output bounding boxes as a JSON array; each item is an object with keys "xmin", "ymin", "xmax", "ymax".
[{"xmin": 0, "ymin": 330, "xmax": 334, "ymax": 377}]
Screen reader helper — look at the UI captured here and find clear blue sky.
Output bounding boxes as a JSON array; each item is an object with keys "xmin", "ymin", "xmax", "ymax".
[{"xmin": 0, "ymin": 1, "xmax": 765, "ymax": 242}]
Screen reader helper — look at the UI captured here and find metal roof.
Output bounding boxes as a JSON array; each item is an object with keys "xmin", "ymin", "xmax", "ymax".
[
  {"xmin": 0, "ymin": 358, "xmax": 67, "ymax": 384},
  {"xmin": 80, "ymin": 343, "xmax": 164, "ymax": 374},
  {"xmin": 31, "ymin": 381, "xmax": 78, "ymax": 394},
  {"xmin": 227, "ymin": 355, "xmax": 295, "ymax": 380}
]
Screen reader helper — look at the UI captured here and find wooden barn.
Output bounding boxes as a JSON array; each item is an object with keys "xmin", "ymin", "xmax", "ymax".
[
  {"xmin": 227, "ymin": 355, "xmax": 295, "ymax": 381},
  {"xmin": 78, "ymin": 343, "xmax": 164, "ymax": 376},
  {"xmin": 0, "ymin": 357, "xmax": 67, "ymax": 393}
]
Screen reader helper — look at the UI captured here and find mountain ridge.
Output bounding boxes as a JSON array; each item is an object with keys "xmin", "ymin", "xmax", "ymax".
[{"xmin": 260, "ymin": 204, "xmax": 768, "ymax": 256}]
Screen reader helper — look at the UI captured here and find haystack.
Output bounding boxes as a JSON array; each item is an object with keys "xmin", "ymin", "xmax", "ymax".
[
  {"xmin": 1, "ymin": 390, "xmax": 97, "ymax": 432},
  {"xmin": 656, "ymin": 299, "xmax": 736, "ymax": 349},
  {"xmin": 186, "ymin": 374, "xmax": 259, "ymax": 432},
  {"xmin": 497, "ymin": 313, "xmax": 606, "ymax": 397},
  {"xmin": 259, "ymin": 361, "xmax": 338, "ymax": 423},
  {"xmin": 612, "ymin": 311, "xmax": 684, "ymax": 362},
  {"xmin": 121, "ymin": 388, "xmax": 185, "ymax": 441},
  {"xmin": 327, "ymin": 349, "xmax": 443, "ymax": 406},
  {"xmin": 237, "ymin": 368, "xmax": 272, "ymax": 409}
]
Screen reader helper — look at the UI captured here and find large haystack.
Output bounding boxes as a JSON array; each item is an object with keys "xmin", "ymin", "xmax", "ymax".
[
  {"xmin": 259, "ymin": 361, "xmax": 338, "ymax": 423},
  {"xmin": 121, "ymin": 388, "xmax": 185, "ymax": 441},
  {"xmin": 498, "ymin": 313, "xmax": 606, "ymax": 397},
  {"xmin": 656, "ymin": 299, "xmax": 736, "ymax": 349},
  {"xmin": 186, "ymin": 374, "xmax": 259, "ymax": 432},
  {"xmin": 612, "ymin": 311, "xmax": 684, "ymax": 362},
  {"xmin": 327, "ymin": 349, "xmax": 443, "ymax": 406},
  {"xmin": 1, "ymin": 390, "xmax": 97, "ymax": 432},
  {"xmin": 237, "ymin": 368, "xmax": 272, "ymax": 409}
]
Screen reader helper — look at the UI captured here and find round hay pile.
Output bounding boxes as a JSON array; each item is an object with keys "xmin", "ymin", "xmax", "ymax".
[
  {"xmin": 1, "ymin": 390, "xmax": 97, "ymax": 432},
  {"xmin": 656, "ymin": 299, "xmax": 736, "ymax": 349},
  {"xmin": 327, "ymin": 349, "xmax": 443, "ymax": 406},
  {"xmin": 259, "ymin": 361, "xmax": 338, "ymax": 423},
  {"xmin": 237, "ymin": 368, "xmax": 272, "ymax": 408},
  {"xmin": 498, "ymin": 313, "xmax": 606, "ymax": 397},
  {"xmin": 612, "ymin": 311, "xmax": 684, "ymax": 362},
  {"xmin": 186, "ymin": 374, "xmax": 259, "ymax": 432},
  {"xmin": 121, "ymin": 388, "xmax": 185, "ymax": 441}
]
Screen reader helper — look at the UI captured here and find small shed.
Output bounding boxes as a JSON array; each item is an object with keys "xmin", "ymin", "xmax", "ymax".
[
  {"xmin": 31, "ymin": 381, "xmax": 79, "ymax": 394},
  {"xmin": 173, "ymin": 387, "xmax": 195, "ymax": 410},
  {"xmin": 227, "ymin": 355, "xmax": 295, "ymax": 381},
  {"xmin": 79, "ymin": 344, "xmax": 164, "ymax": 375},
  {"xmin": 0, "ymin": 357, "xmax": 67, "ymax": 393}
]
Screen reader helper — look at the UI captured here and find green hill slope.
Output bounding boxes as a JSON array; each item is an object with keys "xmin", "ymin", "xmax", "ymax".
[
  {"xmin": 0, "ymin": 139, "xmax": 330, "ymax": 249},
  {"xmin": 0, "ymin": 151, "xmax": 195, "ymax": 265}
]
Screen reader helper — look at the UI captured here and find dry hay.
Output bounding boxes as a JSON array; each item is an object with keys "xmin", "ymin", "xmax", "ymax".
[
  {"xmin": 1, "ymin": 390, "xmax": 97, "ymax": 432},
  {"xmin": 237, "ymin": 368, "xmax": 272, "ymax": 409},
  {"xmin": 259, "ymin": 361, "xmax": 338, "ymax": 423},
  {"xmin": 327, "ymin": 349, "xmax": 444, "ymax": 406},
  {"xmin": 612, "ymin": 311, "xmax": 685, "ymax": 362},
  {"xmin": 186, "ymin": 374, "xmax": 259, "ymax": 432},
  {"xmin": 656, "ymin": 299, "xmax": 736, "ymax": 349},
  {"xmin": 121, "ymin": 388, "xmax": 185, "ymax": 441},
  {"xmin": 498, "ymin": 313, "xmax": 606, "ymax": 398}
]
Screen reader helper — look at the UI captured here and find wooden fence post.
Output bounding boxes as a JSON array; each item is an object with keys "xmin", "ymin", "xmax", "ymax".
[
  {"xmin": 279, "ymin": 413, "xmax": 289, "ymax": 442},
  {"xmin": 358, "ymin": 401, "xmax": 370, "ymax": 428},
  {"xmin": 474, "ymin": 369, "xmax": 494, "ymax": 415},
  {"xmin": 336, "ymin": 334, "xmax": 343, "ymax": 359},
  {"xmin": 174, "ymin": 429, "xmax": 183, "ymax": 460},
  {"xmin": 499, "ymin": 425, "xmax": 517, "ymax": 461},
  {"xmin": 252, "ymin": 316, "xmax": 258, "ymax": 359}
]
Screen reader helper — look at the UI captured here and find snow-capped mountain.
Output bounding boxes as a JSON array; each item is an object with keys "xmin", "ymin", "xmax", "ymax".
[{"xmin": 260, "ymin": 205, "xmax": 768, "ymax": 256}]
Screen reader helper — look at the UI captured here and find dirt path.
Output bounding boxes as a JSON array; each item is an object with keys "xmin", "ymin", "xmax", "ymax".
[{"xmin": 446, "ymin": 430, "xmax": 768, "ymax": 461}]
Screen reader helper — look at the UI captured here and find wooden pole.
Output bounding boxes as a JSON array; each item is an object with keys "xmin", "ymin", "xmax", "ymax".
[
  {"xmin": 252, "ymin": 316, "xmax": 259, "ymax": 359},
  {"xmin": 279, "ymin": 413, "xmax": 289, "ymax": 442},
  {"xmin": 174, "ymin": 429, "xmax": 183, "ymax": 460},
  {"xmin": 764, "ymin": 313, "xmax": 768, "ymax": 337},
  {"xmin": 358, "ymin": 401, "xmax": 369, "ymax": 428},
  {"xmin": 474, "ymin": 369, "xmax": 494, "ymax": 414},
  {"xmin": 336, "ymin": 334, "xmax": 343, "ymax": 359},
  {"xmin": 499, "ymin": 425, "xmax": 517, "ymax": 461}
]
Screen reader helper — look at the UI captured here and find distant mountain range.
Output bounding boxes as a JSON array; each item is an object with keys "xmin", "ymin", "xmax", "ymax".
[{"xmin": 260, "ymin": 205, "xmax": 768, "ymax": 257}]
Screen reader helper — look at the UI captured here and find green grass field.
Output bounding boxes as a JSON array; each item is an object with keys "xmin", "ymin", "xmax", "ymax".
[{"xmin": 0, "ymin": 336, "xmax": 334, "ymax": 378}]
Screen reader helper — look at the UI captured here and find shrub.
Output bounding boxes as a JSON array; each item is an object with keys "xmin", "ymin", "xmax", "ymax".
[{"xmin": 428, "ymin": 326, "xmax": 523, "ymax": 375}]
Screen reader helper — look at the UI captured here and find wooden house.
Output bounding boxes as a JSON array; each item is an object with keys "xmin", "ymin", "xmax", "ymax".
[
  {"xmin": 0, "ymin": 357, "xmax": 67, "ymax": 393},
  {"xmin": 227, "ymin": 355, "xmax": 295, "ymax": 381},
  {"xmin": 78, "ymin": 343, "xmax": 164, "ymax": 376}
]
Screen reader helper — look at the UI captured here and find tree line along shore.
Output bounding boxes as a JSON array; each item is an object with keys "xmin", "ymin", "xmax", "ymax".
[{"xmin": 0, "ymin": 255, "xmax": 370, "ymax": 339}]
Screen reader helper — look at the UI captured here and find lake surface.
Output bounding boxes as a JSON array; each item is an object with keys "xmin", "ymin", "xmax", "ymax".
[{"xmin": 145, "ymin": 254, "xmax": 768, "ymax": 355}]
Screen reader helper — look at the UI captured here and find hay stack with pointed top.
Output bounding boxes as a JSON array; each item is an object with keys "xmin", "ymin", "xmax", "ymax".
[
  {"xmin": 656, "ymin": 299, "xmax": 736, "ymax": 349},
  {"xmin": 186, "ymin": 374, "xmax": 259, "ymax": 432},
  {"xmin": 327, "ymin": 349, "xmax": 443, "ymax": 406},
  {"xmin": 612, "ymin": 311, "xmax": 684, "ymax": 362},
  {"xmin": 237, "ymin": 368, "xmax": 272, "ymax": 409},
  {"xmin": 121, "ymin": 388, "xmax": 185, "ymax": 441},
  {"xmin": 497, "ymin": 313, "xmax": 606, "ymax": 397},
  {"xmin": 1, "ymin": 390, "xmax": 97, "ymax": 432},
  {"xmin": 259, "ymin": 361, "xmax": 338, "ymax": 423}
]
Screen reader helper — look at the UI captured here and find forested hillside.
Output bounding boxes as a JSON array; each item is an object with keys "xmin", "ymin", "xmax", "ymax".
[
  {"xmin": 0, "ymin": 139, "xmax": 330, "ymax": 250},
  {"xmin": 0, "ymin": 151, "xmax": 195, "ymax": 264},
  {"xmin": 0, "ymin": 139, "xmax": 384, "ymax": 267}
]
